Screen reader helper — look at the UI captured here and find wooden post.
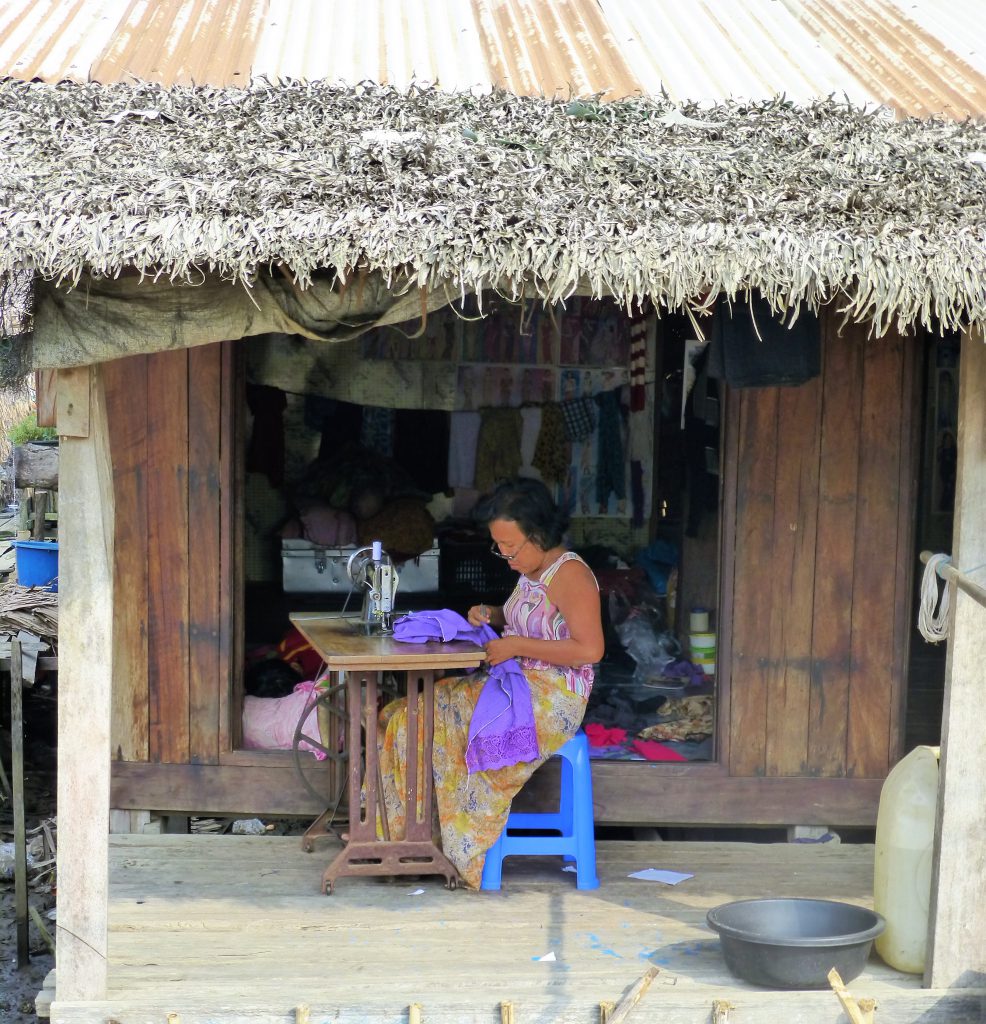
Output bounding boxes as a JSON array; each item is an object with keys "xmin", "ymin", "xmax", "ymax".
[
  {"xmin": 925, "ymin": 328, "xmax": 986, "ymax": 987},
  {"xmin": 31, "ymin": 490, "xmax": 48, "ymax": 540},
  {"xmin": 55, "ymin": 365, "xmax": 114, "ymax": 1000},
  {"xmin": 11, "ymin": 640, "xmax": 29, "ymax": 966}
]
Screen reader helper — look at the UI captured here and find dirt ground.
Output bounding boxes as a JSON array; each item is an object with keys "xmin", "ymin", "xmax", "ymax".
[{"xmin": 1, "ymin": 684, "xmax": 57, "ymax": 1023}]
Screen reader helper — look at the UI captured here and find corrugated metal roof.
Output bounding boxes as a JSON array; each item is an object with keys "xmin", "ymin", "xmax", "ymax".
[{"xmin": 1, "ymin": 0, "xmax": 985, "ymax": 117}]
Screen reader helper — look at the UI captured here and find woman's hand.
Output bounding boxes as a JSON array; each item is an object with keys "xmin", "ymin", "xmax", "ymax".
[
  {"xmin": 467, "ymin": 604, "xmax": 491, "ymax": 627},
  {"xmin": 484, "ymin": 636, "xmax": 522, "ymax": 666},
  {"xmin": 468, "ymin": 603, "xmax": 504, "ymax": 628}
]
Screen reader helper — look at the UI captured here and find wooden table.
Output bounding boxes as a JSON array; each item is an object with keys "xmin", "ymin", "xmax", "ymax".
[{"xmin": 290, "ymin": 612, "xmax": 485, "ymax": 893}]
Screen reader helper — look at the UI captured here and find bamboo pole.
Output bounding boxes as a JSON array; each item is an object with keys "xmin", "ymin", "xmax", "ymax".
[{"xmin": 607, "ymin": 967, "xmax": 660, "ymax": 1024}]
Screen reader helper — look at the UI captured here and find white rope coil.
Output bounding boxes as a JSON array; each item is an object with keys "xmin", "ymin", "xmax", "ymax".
[{"xmin": 918, "ymin": 553, "xmax": 952, "ymax": 643}]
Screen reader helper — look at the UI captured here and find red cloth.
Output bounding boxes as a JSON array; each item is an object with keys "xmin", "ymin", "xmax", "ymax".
[
  {"xmin": 585, "ymin": 723, "xmax": 628, "ymax": 748},
  {"xmin": 630, "ymin": 739, "xmax": 688, "ymax": 762},
  {"xmin": 275, "ymin": 626, "xmax": 324, "ymax": 680}
]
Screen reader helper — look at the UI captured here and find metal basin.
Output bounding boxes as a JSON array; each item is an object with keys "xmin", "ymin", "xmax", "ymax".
[{"xmin": 706, "ymin": 898, "xmax": 885, "ymax": 989}]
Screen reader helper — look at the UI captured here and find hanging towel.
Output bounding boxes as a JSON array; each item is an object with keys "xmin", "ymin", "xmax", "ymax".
[{"xmin": 393, "ymin": 609, "xmax": 540, "ymax": 772}]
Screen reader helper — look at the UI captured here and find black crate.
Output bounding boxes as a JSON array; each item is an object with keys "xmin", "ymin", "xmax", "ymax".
[{"xmin": 439, "ymin": 538, "xmax": 517, "ymax": 597}]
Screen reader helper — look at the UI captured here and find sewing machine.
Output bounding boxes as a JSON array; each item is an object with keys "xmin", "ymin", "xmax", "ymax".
[{"xmin": 346, "ymin": 541, "xmax": 399, "ymax": 634}]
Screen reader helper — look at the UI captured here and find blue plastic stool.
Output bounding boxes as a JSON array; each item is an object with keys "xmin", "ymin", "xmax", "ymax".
[{"xmin": 481, "ymin": 730, "xmax": 599, "ymax": 890}]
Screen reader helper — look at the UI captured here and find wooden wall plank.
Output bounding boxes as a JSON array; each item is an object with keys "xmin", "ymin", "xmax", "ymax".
[
  {"xmin": 764, "ymin": 377, "xmax": 822, "ymax": 776},
  {"xmin": 56, "ymin": 366, "xmax": 113, "ymax": 999},
  {"xmin": 926, "ymin": 328, "xmax": 986, "ymax": 988},
  {"xmin": 146, "ymin": 350, "xmax": 190, "ymax": 764},
  {"xmin": 187, "ymin": 346, "xmax": 223, "ymax": 765},
  {"xmin": 104, "ymin": 356, "xmax": 149, "ymax": 764},
  {"xmin": 808, "ymin": 324, "xmax": 863, "ymax": 776},
  {"xmin": 219, "ymin": 342, "xmax": 244, "ymax": 754},
  {"xmin": 889, "ymin": 334, "xmax": 922, "ymax": 766},
  {"xmin": 728, "ymin": 390, "xmax": 778, "ymax": 777},
  {"xmin": 846, "ymin": 330, "xmax": 904, "ymax": 777}
]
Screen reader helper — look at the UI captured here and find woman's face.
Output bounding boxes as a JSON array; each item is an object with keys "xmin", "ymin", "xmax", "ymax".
[{"xmin": 489, "ymin": 517, "xmax": 545, "ymax": 576}]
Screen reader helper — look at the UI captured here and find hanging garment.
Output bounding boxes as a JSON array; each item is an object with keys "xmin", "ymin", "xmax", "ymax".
[
  {"xmin": 393, "ymin": 409, "xmax": 451, "ymax": 494},
  {"xmin": 595, "ymin": 389, "xmax": 626, "ymax": 507},
  {"xmin": 448, "ymin": 410, "xmax": 482, "ymax": 488},
  {"xmin": 360, "ymin": 405, "xmax": 395, "ymax": 457},
  {"xmin": 628, "ymin": 311, "xmax": 648, "ymax": 412},
  {"xmin": 474, "ymin": 407, "xmax": 523, "ymax": 493},
  {"xmin": 560, "ymin": 396, "xmax": 597, "ymax": 443},
  {"xmin": 708, "ymin": 294, "xmax": 821, "ymax": 388},
  {"xmin": 519, "ymin": 406, "xmax": 542, "ymax": 472},
  {"xmin": 246, "ymin": 384, "xmax": 287, "ymax": 486},
  {"xmin": 532, "ymin": 402, "xmax": 570, "ymax": 484}
]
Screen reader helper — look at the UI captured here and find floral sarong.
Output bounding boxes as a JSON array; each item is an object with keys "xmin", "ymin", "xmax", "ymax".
[{"xmin": 377, "ymin": 666, "xmax": 586, "ymax": 889}]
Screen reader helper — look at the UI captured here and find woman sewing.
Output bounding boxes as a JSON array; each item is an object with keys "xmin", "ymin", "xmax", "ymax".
[{"xmin": 377, "ymin": 477, "xmax": 604, "ymax": 889}]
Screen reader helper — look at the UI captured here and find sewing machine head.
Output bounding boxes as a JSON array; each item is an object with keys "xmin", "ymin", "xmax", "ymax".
[{"xmin": 346, "ymin": 541, "xmax": 400, "ymax": 635}]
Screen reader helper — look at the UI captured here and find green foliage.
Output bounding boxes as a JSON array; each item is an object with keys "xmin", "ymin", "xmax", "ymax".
[{"xmin": 7, "ymin": 412, "xmax": 57, "ymax": 445}]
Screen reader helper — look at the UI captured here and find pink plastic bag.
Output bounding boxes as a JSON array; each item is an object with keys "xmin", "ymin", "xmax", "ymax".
[{"xmin": 242, "ymin": 680, "xmax": 326, "ymax": 759}]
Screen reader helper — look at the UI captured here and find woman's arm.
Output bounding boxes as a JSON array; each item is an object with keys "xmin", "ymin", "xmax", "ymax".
[{"xmin": 484, "ymin": 560, "xmax": 604, "ymax": 667}]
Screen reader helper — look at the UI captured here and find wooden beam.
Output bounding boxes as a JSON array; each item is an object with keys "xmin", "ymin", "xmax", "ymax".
[
  {"xmin": 55, "ymin": 365, "xmax": 91, "ymax": 438},
  {"xmin": 55, "ymin": 365, "xmax": 114, "ymax": 1000},
  {"xmin": 110, "ymin": 759, "xmax": 883, "ymax": 825},
  {"xmin": 926, "ymin": 328, "xmax": 986, "ymax": 988},
  {"xmin": 35, "ymin": 368, "xmax": 57, "ymax": 427}
]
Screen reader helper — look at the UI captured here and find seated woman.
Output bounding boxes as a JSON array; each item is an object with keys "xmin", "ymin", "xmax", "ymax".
[{"xmin": 377, "ymin": 477, "xmax": 604, "ymax": 889}]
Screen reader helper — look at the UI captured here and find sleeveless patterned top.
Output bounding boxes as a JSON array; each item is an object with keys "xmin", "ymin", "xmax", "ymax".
[{"xmin": 502, "ymin": 551, "xmax": 598, "ymax": 698}]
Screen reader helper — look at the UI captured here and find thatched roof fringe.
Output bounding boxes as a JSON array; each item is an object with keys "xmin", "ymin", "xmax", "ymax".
[{"xmin": 2, "ymin": 78, "xmax": 986, "ymax": 336}]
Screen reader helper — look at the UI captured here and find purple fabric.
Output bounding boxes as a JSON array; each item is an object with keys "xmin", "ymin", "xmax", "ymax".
[
  {"xmin": 664, "ymin": 659, "xmax": 707, "ymax": 686},
  {"xmin": 393, "ymin": 610, "xmax": 540, "ymax": 772}
]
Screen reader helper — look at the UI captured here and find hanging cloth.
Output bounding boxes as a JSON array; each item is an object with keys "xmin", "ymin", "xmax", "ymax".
[
  {"xmin": 532, "ymin": 402, "xmax": 570, "ymax": 485},
  {"xmin": 595, "ymin": 389, "xmax": 626, "ymax": 507},
  {"xmin": 474, "ymin": 408, "xmax": 523, "ymax": 493}
]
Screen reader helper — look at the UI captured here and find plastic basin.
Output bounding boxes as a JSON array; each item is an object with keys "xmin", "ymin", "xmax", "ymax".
[
  {"xmin": 12, "ymin": 539, "xmax": 59, "ymax": 591},
  {"xmin": 706, "ymin": 898, "xmax": 885, "ymax": 989}
]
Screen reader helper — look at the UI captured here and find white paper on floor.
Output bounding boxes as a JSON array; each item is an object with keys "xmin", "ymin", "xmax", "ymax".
[{"xmin": 627, "ymin": 868, "xmax": 694, "ymax": 884}]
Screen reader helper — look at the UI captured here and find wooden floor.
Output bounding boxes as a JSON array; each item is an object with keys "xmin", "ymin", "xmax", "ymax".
[{"xmin": 50, "ymin": 835, "xmax": 986, "ymax": 1024}]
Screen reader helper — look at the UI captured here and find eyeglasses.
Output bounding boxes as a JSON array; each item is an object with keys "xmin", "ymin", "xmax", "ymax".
[{"xmin": 490, "ymin": 538, "xmax": 531, "ymax": 561}]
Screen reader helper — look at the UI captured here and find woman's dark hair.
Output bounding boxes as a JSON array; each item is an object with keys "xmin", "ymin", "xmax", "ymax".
[{"xmin": 473, "ymin": 478, "xmax": 569, "ymax": 549}]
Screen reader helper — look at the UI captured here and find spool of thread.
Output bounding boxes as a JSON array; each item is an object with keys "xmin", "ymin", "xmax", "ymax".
[
  {"xmin": 690, "ymin": 608, "xmax": 710, "ymax": 632},
  {"xmin": 696, "ymin": 659, "xmax": 716, "ymax": 677}
]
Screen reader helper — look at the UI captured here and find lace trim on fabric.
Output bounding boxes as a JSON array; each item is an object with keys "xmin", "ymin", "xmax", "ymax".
[{"xmin": 466, "ymin": 726, "xmax": 540, "ymax": 772}]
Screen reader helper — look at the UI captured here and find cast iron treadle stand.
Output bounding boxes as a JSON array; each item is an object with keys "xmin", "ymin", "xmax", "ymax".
[
  {"xmin": 288, "ymin": 613, "xmax": 485, "ymax": 894},
  {"xmin": 320, "ymin": 668, "xmax": 460, "ymax": 893}
]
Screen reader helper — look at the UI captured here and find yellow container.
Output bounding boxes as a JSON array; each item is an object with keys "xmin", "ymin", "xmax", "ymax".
[
  {"xmin": 873, "ymin": 745, "xmax": 940, "ymax": 973},
  {"xmin": 690, "ymin": 631, "xmax": 716, "ymax": 651}
]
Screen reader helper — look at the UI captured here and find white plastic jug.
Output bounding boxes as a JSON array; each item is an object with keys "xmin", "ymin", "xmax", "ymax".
[{"xmin": 873, "ymin": 744, "xmax": 940, "ymax": 974}]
